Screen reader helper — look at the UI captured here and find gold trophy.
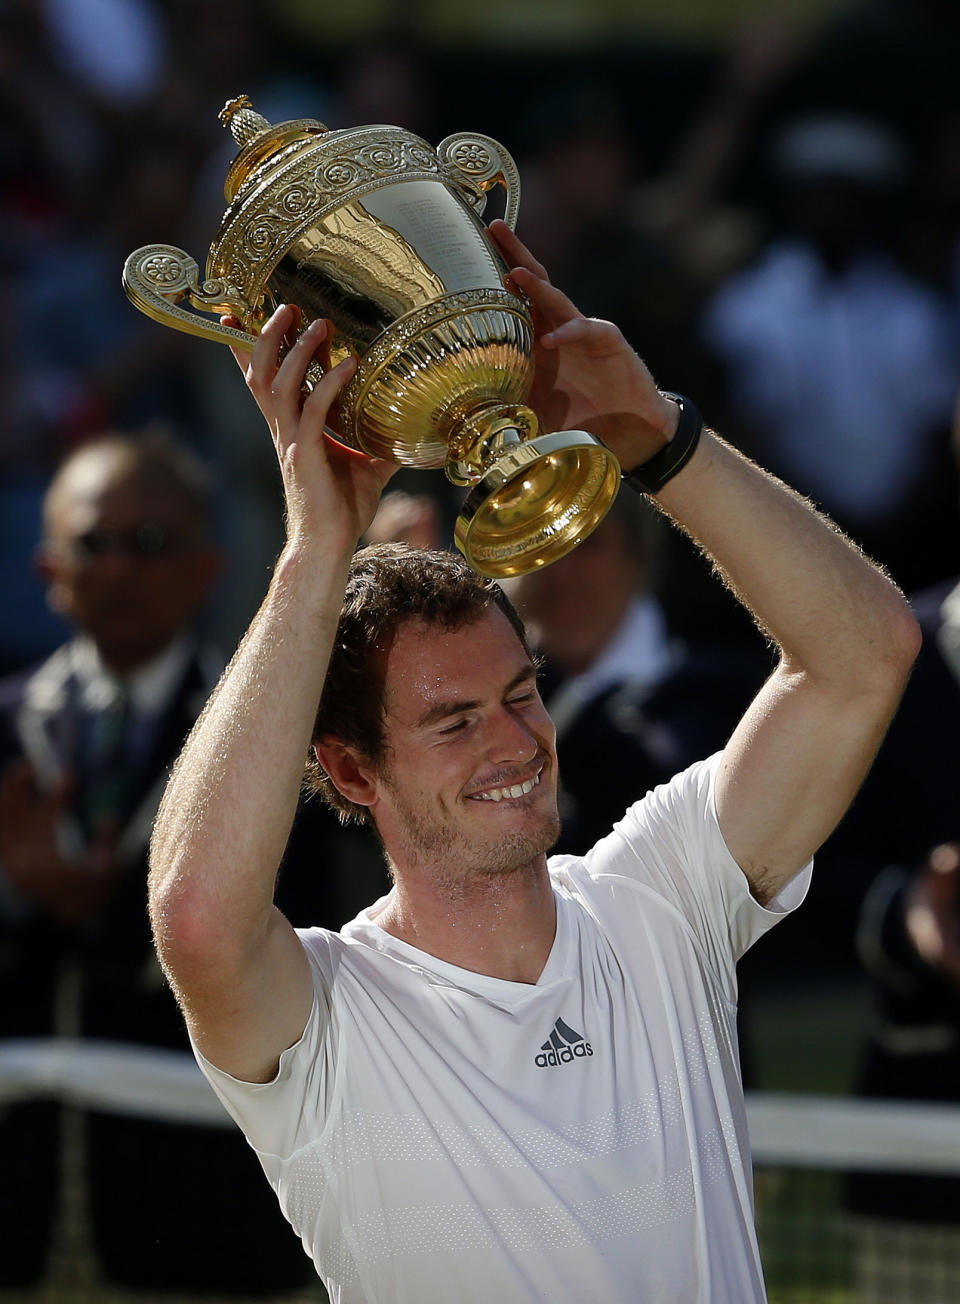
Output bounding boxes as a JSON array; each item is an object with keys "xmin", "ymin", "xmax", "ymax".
[{"xmin": 123, "ymin": 96, "xmax": 620, "ymax": 577}]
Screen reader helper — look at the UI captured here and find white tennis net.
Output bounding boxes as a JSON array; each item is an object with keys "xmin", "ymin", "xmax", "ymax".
[{"xmin": 3, "ymin": 1039, "xmax": 960, "ymax": 1303}]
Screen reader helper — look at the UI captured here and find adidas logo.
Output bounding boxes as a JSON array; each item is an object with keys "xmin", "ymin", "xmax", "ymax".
[{"xmin": 534, "ymin": 1017, "xmax": 593, "ymax": 1069}]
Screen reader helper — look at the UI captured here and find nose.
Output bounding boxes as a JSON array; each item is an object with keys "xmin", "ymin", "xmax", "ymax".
[
  {"xmin": 484, "ymin": 705, "xmax": 539, "ymax": 767},
  {"xmin": 85, "ymin": 549, "xmax": 144, "ymax": 588}
]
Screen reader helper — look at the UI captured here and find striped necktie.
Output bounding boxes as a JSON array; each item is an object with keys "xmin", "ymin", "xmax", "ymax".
[{"xmin": 79, "ymin": 684, "xmax": 131, "ymax": 836}]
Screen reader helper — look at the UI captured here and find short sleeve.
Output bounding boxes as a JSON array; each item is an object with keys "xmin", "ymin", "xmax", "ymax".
[
  {"xmin": 578, "ymin": 754, "xmax": 810, "ymax": 978},
  {"xmin": 190, "ymin": 928, "xmax": 339, "ymax": 1159}
]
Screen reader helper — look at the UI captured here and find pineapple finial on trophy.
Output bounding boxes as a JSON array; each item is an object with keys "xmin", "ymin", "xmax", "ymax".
[{"xmin": 219, "ymin": 95, "xmax": 271, "ymax": 149}]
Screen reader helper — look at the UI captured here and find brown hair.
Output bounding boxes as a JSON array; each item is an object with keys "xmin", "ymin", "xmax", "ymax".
[{"xmin": 305, "ymin": 543, "xmax": 532, "ymax": 825}]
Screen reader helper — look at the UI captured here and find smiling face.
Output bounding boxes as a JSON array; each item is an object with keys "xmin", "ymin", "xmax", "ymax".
[{"xmin": 368, "ymin": 607, "xmax": 561, "ymax": 888}]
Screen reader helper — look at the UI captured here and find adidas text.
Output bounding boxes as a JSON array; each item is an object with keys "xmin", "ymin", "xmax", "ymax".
[
  {"xmin": 535, "ymin": 1016, "xmax": 594, "ymax": 1068},
  {"xmin": 535, "ymin": 1042, "xmax": 593, "ymax": 1068}
]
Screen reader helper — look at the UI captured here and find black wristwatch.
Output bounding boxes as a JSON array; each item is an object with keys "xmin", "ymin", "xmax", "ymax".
[{"xmin": 622, "ymin": 392, "xmax": 703, "ymax": 495}]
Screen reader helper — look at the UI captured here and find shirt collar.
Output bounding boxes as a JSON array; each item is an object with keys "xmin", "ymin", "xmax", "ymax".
[
  {"xmin": 558, "ymin": 595, "xmax": 674, "ymax": 705},
  {"xmin": 69, "ymin": 634, "xmax": 195, "ymax": 716},
  {"xmin": 544, "ymin": 596, "xmax": 676, "ymax": 737}
]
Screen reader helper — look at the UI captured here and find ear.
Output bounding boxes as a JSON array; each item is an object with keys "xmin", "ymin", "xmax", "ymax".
[
  {"xmin": 34, "ymin": 544, "xmax": 55, "ymax": 585},
  {"xmin": 313, "ymin": 737, "xmax": 379, "ymax": 810},
  {"xmin": 34, "ymin": 544, "xmax": 70, "ymax": 615}
]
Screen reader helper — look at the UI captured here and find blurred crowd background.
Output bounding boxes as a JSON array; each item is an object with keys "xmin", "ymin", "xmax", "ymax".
[
  {"xmin": 6, "ymin": 0, "xmax": 960, "ymax": 671},
  {"xmin": 4, "ymin": 0, "xmax": 960, "ymax": 1297}
]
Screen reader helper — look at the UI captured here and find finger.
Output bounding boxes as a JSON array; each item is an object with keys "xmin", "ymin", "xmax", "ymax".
[
  {"xmin": 243, "ymin": 303, "xmax": 296, "ymax": 400},
  {"xmin": 299, "ymin": 351, "xmax": 357, "ymax": 431},
  {"xmin": 312, "ymin": 317, "xmax": 334, "ymax": 376},
  {"xmin": 222, "ymin": 313, "xmax": 270, "ymax": 373},
  {"xmin": 283, "ymin": 304, "xmax": 303, "ymax": 353},
  {"xmin": 271, "ymin": 317, "xmax": 334, "ymax": 431},
  {"xmin": 509, "ymin": 265, "xmax": 583, "ymax": 331},
  {"xmin": 538, "ymin": 315, "xmax": 608, "ymax": 350},
  {"xmin": 488, "ymin": 219, "xmax": 550, "ymax": 281}
]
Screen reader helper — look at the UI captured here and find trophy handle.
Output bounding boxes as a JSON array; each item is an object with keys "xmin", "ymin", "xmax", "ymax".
[
  {"xmin": 122, "ymin": 244, "xmax": 257, "ymax": 350},
  {"xmin": 437, "ymin": 133, "xmax": 521, "ymax": 230}
]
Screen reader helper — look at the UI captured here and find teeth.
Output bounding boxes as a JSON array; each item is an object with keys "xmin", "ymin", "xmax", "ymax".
[{"xmin": 475, "ymin": 772, "xmax": 540, "ymax": 802}]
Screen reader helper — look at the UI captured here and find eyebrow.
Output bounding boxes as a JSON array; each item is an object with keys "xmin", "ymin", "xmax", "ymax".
[{"xmin": 414, "ymin": 663, "xmax": 537, "ymax": 730}]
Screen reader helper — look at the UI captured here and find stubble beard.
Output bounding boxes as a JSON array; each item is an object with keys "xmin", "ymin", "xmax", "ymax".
[{"xmin": 384, "ymin": 783, "xmax": 562, "ymax": 891}]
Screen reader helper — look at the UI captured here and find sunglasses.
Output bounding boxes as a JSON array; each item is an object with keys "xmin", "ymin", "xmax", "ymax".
[{"xmin": 68, "ymin": 525, "xmax": 182, "ymax": 560}]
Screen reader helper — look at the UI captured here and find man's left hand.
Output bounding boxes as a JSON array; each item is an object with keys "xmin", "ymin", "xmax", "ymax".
[{"xmin": 487, "ymin": 219, "xmax": 678, "ymax": 470}]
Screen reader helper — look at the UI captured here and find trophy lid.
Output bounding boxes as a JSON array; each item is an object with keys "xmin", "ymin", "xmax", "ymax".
[
  {"xmin": 204, "ymin": 96, "xmax": 487, "ymax": 337},
  {"xmin": 219, "ymin": 94, "xmax": 329, "ymax": 202}
]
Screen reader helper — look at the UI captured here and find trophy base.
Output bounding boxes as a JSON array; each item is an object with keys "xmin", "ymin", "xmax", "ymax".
[{"xmin": 453, "ymin": 431, "xmax": 621, "ymax": 579}]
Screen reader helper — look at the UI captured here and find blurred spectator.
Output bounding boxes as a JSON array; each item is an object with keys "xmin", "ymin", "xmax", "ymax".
[
  {"xmin": 818, "ymin": 404, "xmax": 960, "ymax": 935},
  {"xmin": 330, "ymin": 40, "xmax": 439, "ymax": 139},
  {"xmin": 804, "ymin": 0, "xmax": 960, "ymax": 145},
  {"xmin": 0, "ymin": 0, "xmax": 311, "ymax": 677},
  {"xmin": 702, "ymin": 112, "xmax": 960, "ymax": 593},
  {"xmin": 634, "ymin": 14, "xmax": 814, "ymax": 291},
  {"xmin": 364, "ymin": 485, "xmax": 445, "ymax": 553},
  {"xmin": 0, "ymin": 431, "xmax": 356, "ymax": 1297},
  {"xmin": 815, "ymin": 411, "xmax": 960, "ymax": 1294},
  {"xmin": 507, "ymin": 490, "xmax": 764, "ymax": 855},
  {"xmin": 41, "ymin": 0, "xmax": 168, "ymax": 110},
  {"xmin": 843, "ymin": 844, "xmax": 960, "ymax": 1301},
  {"xmin": 515, "ymin": 84, "xmax": 703, "ymax": 389}
]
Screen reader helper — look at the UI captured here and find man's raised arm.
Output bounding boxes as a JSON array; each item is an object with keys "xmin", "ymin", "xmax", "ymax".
[
  {"xmin": 651, "ymin": 426, "xmax": 919, "ymax": 904},
  {"xmin": 490, "ymin": 220, "xmax": 921, "ymax": 904},
  {"xmin": 148, "ymin": 310, "xmax": 395, "ymax": 1083}
]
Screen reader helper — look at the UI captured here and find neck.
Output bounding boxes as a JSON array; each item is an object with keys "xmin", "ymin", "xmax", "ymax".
[{"xmin": 374, "ymin": 857, "xmax": 557, "ymax": 984}]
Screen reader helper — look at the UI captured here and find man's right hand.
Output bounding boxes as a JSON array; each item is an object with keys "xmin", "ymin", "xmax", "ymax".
[
  {"xmin": 225, "ymin": 307, "xmax": 397, "ymax": 551},
  {"xmin": 0, "ymin": 759, "xmax": 119, "ymax": 924}
]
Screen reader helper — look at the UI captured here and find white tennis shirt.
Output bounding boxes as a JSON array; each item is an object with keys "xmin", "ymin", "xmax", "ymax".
[{"xmin": 194, "ymin": 754, "xmax": 809, "ymax": 1302}]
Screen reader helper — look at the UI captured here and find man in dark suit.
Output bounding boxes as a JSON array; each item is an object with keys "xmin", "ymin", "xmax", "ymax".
[{"xmin": 0, "ymin": 431, "xmax": 322, "ymax": 1296}]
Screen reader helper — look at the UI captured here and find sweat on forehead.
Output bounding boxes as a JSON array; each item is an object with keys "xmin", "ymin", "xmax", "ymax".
[{"xmin": 381, "ymin": 610, "xmax": 501, "ymax": 687}]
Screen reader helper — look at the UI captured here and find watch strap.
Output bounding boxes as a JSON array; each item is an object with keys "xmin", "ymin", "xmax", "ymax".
[{"xmin": 622, "ymin": 392, "xmax": 703, "ymax": 495}]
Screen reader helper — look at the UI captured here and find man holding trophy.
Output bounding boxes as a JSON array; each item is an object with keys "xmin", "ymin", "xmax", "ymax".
[{"xmin": 138, "ymin": 100, "xmax": 918, "ymax": 1302}]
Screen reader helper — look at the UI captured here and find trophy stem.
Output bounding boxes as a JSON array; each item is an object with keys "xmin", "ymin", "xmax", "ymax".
[{"xmin": 444, "ymin": 404, "xmax": 539, "ymax": 487}]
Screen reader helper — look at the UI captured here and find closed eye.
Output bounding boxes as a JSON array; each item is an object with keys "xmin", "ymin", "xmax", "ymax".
[
  {"xmin": 438, "ymin": 718, "xmax": 470, "ymax": 736},
  {"xmin": 507, "ymin": 690, "xmax": 539, "ymax": 708}
]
